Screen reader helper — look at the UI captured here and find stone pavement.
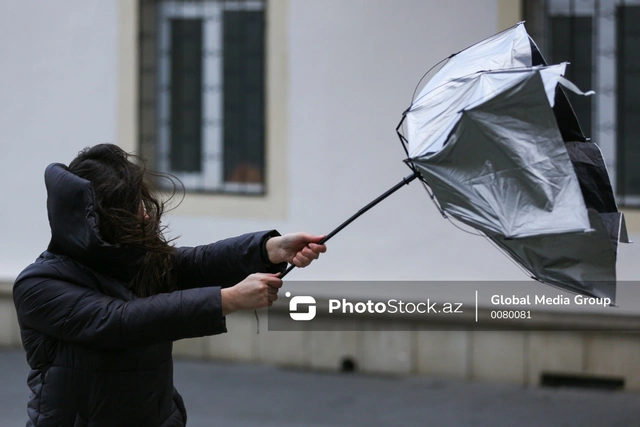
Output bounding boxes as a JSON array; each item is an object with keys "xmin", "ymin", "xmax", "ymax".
[{"xmin": 1, "ymin": 348, "xmax": 639, "ymax": 427}]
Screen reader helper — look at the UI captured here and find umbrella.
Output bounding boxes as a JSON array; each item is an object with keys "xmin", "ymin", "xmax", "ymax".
[{"xmin": 282, "ymin": 23, "xmax": 628, "ymax": 304}]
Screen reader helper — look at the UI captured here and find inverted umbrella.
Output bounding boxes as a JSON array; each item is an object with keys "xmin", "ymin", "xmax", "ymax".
[{"xmin": 282, "ymin": 23, "xmax": 628, "ymax": 304}]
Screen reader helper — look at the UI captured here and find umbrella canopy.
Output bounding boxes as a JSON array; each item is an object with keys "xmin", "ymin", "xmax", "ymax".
[{"xmin": 401, "ymin": 23, "xmax": 628, "ymax": 302}]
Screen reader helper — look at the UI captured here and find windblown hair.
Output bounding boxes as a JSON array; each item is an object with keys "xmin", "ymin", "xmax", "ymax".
[{"xmin": 68, "ymin": 144, "xmax": 182, "ymax": 297}]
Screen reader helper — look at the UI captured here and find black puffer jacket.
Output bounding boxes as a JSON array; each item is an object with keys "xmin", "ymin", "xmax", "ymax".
[{"xmin": 13, "ymin": 164, "xmax": 284, "ymax": 426}]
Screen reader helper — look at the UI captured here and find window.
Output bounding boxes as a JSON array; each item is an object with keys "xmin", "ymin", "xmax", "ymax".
[
  {"xmin": 524, "ymin": 0, "xmax": 640, "ymax": 205},
  {"xmin": 617, "ymin": 5, "xmax": 640, "ymax": 202},
  {"xmin": 139, "ymin": 0, "xmax": 266, "ymax": 194}
]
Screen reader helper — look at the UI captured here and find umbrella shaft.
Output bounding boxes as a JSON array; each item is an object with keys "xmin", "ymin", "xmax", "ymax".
[{"xmin": 280, "ymin": 171, "xmax": 419, "ymax": 278}]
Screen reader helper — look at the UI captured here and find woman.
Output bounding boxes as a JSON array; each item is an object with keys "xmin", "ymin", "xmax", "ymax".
[{"xmin": 13, "ymin": 144, "xmax": 326, "ymax": 427}]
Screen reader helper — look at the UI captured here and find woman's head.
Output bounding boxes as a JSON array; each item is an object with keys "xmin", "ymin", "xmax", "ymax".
[{"xmin": 68, "ymin": 144, "xmax": 179, "ymax": 296}]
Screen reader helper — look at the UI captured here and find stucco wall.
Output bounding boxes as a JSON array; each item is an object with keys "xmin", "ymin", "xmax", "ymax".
[
  {"xmin": 0, "ymin": 0, "xmax": 119, "ymax": 280},
  {"xmin": 1, "ymin": 0, "xmax": 637, "ymax": 291}
]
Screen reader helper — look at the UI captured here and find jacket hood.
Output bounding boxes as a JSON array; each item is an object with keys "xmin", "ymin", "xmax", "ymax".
[{"xmin": 44, "ymin": 163, "xmax": 145, "ymax": 282}]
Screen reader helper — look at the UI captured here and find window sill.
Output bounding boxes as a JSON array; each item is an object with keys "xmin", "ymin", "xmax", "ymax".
[{"xmin": 163, "ymin": 189, "xmax": 286, "ymax": 220}]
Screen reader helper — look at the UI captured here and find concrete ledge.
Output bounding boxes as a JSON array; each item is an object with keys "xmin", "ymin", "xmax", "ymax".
[
  {"xmin": 0, "ymin": 281, "xmax": 12, "ymax": 296},
  {"xmin": 257, "ymin": 312, "xmax": 307, "ymax": 367},
  {"xmin": 308, "ymin": 319, "xmax": 359, "ymax": 371},
  {"xmin": 417, "ymin": 331, "xmax": 469, "ymax": 380},
  {"xmin": 272, "ymin": 297, "xmax": 640, "ymax": 331},
  {"xmin": 470, "ymin": 331, "xmax": 526, "ymax": 384},
  {"xmin": 360, "ymin": 322, "xmax": 413, "ymax": 375},
  {"xmin": 207, "ymin": 303, "xmax": 640, "ymax": 390},
  {"xmin": 585, "ymin": 334, "xmax": 640, "ymax": 389},
  {"xmin": 0, "ymin": 281, "xmax": 20, "ymax": 349},
  {"xmin": 205, "ymin": 310, "xmax": 258, "ymax": 362},
  {"xmin": 3, "ymin": 280, "xmax": 640, "ymax": 390}
]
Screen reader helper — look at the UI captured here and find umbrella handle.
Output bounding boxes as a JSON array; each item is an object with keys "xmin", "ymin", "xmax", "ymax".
[{"xmin": 280, "ymin": 171, "xmax": 419, "ymax": 279}]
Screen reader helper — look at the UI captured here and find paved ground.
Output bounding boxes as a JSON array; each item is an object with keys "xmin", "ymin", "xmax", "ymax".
[{"xmin": 2, "ymin": 348, "xmax": 640, "ymax": 427}]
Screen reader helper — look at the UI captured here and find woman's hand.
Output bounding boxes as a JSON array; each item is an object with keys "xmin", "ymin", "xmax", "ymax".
[
  {"xmin": 266, "ymin": 233, "xmax": 327, "ymax": 267},
  {"xmin": 221, "ymin": 273, "xmax": 282, "ymax": 315}
]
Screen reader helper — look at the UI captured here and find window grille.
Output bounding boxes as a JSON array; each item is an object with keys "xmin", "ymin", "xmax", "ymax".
[
  {"xmin": 524, "ymin": 0, "xmax": 640, "ymax": 205},
  {"xmin": 139, "ymin": 0, "xmax": 266, "ymax": 194}
]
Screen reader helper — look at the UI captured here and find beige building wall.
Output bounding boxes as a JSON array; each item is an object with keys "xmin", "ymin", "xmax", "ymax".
[{"xmin": 3, "ymin": 0, "xmax": 640, "ymax": 392}]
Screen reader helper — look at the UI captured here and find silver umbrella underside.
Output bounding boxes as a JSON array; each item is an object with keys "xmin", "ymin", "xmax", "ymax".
[{"xmin": 402, "ymin": 23, "xmax": 628, "ymax": 302}]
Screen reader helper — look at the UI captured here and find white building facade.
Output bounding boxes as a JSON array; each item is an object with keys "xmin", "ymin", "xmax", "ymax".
[{"xmin": 2, "ymin": 0, "xmax": 640, "ymax": 388}]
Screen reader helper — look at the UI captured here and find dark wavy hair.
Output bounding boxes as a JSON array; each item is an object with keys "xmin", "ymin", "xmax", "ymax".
[{"xmin": 68, "ymin": 144, "xmax": 182, "ymax": 297}]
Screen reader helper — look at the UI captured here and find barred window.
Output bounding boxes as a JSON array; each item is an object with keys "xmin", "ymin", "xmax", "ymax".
[
  {"xmin": 139, "ymin": 0, "xmax": 266, "ymax": 194},
  {"xmin": 524, "ymin": 0, "xmax": 640, "ymax": 205}
]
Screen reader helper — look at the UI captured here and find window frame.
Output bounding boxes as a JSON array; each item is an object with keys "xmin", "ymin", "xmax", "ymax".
[
  {"xmin": 524, "ymin": 0, "xmax": 640, "ymax": 206},
  {"xmin": 149, "ymin": 0, "xmax": 267, "ymax": 195}
]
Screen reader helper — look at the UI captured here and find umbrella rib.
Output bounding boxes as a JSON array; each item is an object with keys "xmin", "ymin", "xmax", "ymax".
[
  {"xmin": 410, "ymin": 55, "xmax": 455, "ymax": 105},
  {"xmin": 396, "ymin": 113, "xmax": 410, "ymax": 157},
  {"xmin": 409, "ymin": 22, "xmax": 526, "ymax": 107}
]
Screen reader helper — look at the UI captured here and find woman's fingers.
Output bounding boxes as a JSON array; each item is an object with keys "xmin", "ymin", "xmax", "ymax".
[
  {"xmin": 309, "ymin": 243, "xmax": 327, "ymax": 253},
  {"xmin": 291, "ymin": 242, "xmax": 326, "ymax": 267},
  {"xmin": 268, "ymin": 292, "xmax": 278, "ymax": 303}
]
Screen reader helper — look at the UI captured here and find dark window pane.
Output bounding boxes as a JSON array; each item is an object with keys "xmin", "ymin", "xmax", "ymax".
[
  {"xmin": 171, "ymin": 19, "xmax": 203, "ymax": 172},
  {"xmin": 549, "ymin": 16, "xmax": 593, "ymax": 140},
  {"xmin": 223, "ymin": 10, "xmax": 265, "ymax": 184},
  {"xmin": 617, "ymin": 6, "xmax": 640, "ymax": 197}
]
